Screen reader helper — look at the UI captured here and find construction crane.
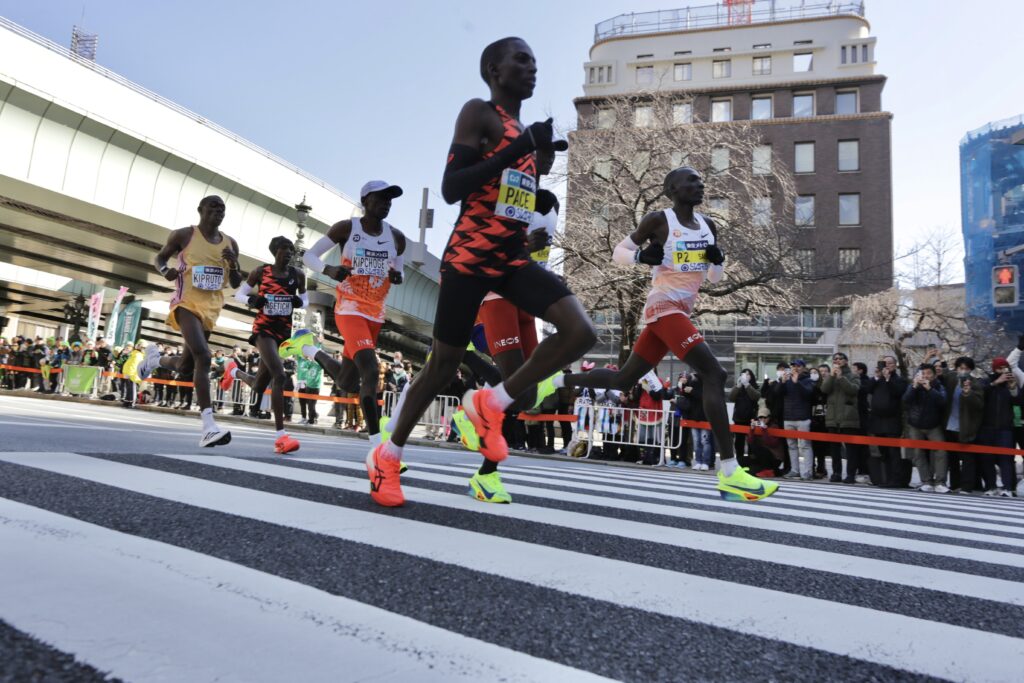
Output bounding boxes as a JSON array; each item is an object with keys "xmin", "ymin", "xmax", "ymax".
[{"xmin": 723, "ymin": 0, "xmax": 754, "ymax": 25}]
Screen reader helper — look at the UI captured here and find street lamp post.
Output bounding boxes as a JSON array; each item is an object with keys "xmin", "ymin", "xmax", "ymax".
[
  {"xmin": 293, "ymin": 196, "xmax": 313, "ymax": 331},
  {"xmin": 62, "ymin": 293, "xmax": 88, "ymax": 342}
]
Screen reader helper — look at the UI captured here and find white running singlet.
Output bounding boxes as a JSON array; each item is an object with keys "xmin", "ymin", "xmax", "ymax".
[{"xmin": 642, "ymin": 209, "xmax": 718, "ymax": 324}]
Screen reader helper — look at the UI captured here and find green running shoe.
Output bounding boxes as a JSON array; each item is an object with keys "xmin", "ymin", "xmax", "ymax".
[
  {"xmin": 468, "ymin": 471, "xmax": 511, "ymax": 504},
  {"xmin": 451, "ymin": 408, "xmax": 480, "ymax": 452},
  {"xmin": 717, "ymin": 466, "xmax": 779, "ymax": 502},
  {"xmin": 377, "ymin": 417, "xmax": 407, "ymax": 473},
  {"xmin": 279, "ymin": 328, "xmax": 315, "ymax": 359}
]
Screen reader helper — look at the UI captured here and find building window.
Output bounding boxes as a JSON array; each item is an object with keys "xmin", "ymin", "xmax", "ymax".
[
  {"xmin": 713, "ymin": 47, "xmax": 732, "ymax": 52},
  {"xmin": 672, "ymin": 102, "xmax": 693, "ymax": 124},
  {"xmin": 596, "ymin": 108, "xmax": 617, "ymax": 129},
  {"xmin": 673, "ymin": 63, "xmax": 692, "ymax": 81},
  {"xmin": 634, "ymin": 105, "xmax": 654, "ymax": 127},
  {"xmin": 839, "ymin": 193, "xmax": 861, "ymax": 225},
  {"xmin": 795, "ymin": 195, "xmax": 815, "ymax": 226},
  {"xmin": 862, "ymin": 45, "xmax": 868, "ymax": 62},
  {"xmin": 636, "ymin": 66, "xmax": 654, "ymax": 85},
  {"xmin": 796, "ymin": 249, "xmax": 815, "ymax": 274},
  {"xmin": 753, "ymin": 43, "xmax": 771, "ymax": 49},
  {"xmin": 588, "ymin": 67, "xmax": 595, "ymax": 84},
  {"xmin": 713, "ymin": 59, "xmax": 732, "ymax": 79},
  {"xmin": 794, "ymin": 52, "xmax": 814, "ymax": 72},
  {"xmin": 675, "ymin": 50, "xmax": 691, "ymax": 56},
  {"xmin": 838, "ymin": 140, "xmax": 860, "ymax": 172},
  {"xmin": 711, "ymin": 147, "xmax": 730, "ymax": 174},
  {"xmin": 711, "ymin": 99, "xmax": 732, "ymax": 122},
  {"xmin": 792, "ymin": 93, "xmax": 814, "ymax": 117},
  {"xmin": 794, "ymin": 142, "xmax": 815, "ymax": 173},
  {"xmin": 752, "ymin": 56, "xmax": 772, "ymax": 75},
  {"xmin": 851, "ymin": 45, "xmax": 858, "ymax": 63},
  {"xmin": 751, "ymin": 96, "xmax": 772, "ymax": 120},
  {"xmin": 752, "ymin": 196, "xmax": 772, "ymax": 227},
  {"xmin": 839, "ymin": 248, "xmax": 861, "ymax": 273},
  {"xmin": 836, "ymin": 90, "xmax": 858, "ymax": 115},
  {"xmin": 753, "ymin": 144, "xmax": 772, "ymax": 175},
  {"xmin": 841, "ymin": 46, "xmax": 847, "ymax": 64}
]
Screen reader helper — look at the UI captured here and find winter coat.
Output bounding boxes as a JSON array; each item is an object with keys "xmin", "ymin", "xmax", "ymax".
[
  {"xmin": 729, "ymin": 383, "xmax": 761, "ymax": 424},
  {"xmin": 821, "ymin": 367, "xmax": 862, "ymax": 429},
  {"xmin": 866, "ymin": 374, "xmax": 907, "ymax": 435},
  {"xmin": 902, "ymin": 381, "xmax": 947, "ymax": 431},
  {"xmin": 773, "ymin": 373, "xmax": 814, "ymax": 421},
  {"xmin": 981, "ymin": 375, "xmax": 1020, "ymax": 431},
  {"xmin": 760, "ymin": 378, "xmax": 784, "ymax": 423}
]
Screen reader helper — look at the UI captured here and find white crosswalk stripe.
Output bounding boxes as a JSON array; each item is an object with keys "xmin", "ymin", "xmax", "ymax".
[{"xmin": 2, "ymin": 450, "xmax": 1023, "ymax": 682}]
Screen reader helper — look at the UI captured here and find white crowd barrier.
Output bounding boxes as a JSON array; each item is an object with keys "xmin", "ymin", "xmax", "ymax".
[
  {"xmin": 382, "ymin": 390, "xmax": 461, "ymax": 440},
  {"xmin": 570, "ymin": 398, "xmax": 684, "ymax": 463}
]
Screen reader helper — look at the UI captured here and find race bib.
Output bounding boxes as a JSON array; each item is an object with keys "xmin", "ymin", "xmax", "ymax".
[
  {"xmin": 263, "ymin": 294, "xmax": 292, "ymax": 317},
  {"xmin": 351, "ymin": 248, "xmax": 389, "ymax": 277},
  {"xmin": 495, "ymin": 168, "xmax": 536, "ymax": 224},
  {"xmin": 672, "ymin": 240, "xmax": 710, "ymax": 272},
  {"xmin": 191, "ymin": 265, "xmax": 224, "ymax": 290}
]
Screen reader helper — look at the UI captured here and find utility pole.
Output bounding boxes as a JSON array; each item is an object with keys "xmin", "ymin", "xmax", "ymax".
[{"xmin": 413, "ymin": 188, "xmax": 433, "ymax": 266}]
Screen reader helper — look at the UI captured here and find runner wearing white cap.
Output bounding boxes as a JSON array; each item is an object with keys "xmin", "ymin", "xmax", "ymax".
[{"xmin": 286, "ymin": 181, "xmax": 407, "ymax": 452}]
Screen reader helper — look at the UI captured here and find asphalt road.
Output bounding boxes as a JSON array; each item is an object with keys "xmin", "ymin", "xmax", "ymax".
[{"xmin": 2, "ymin": 393, "xmax": 1023, "ymax": 683}]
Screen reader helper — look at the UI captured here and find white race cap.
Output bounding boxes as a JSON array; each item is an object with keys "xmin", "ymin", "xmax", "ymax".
[{"xmin": 359, "ymin": 180, "xmax": 403, "ymax": 202}]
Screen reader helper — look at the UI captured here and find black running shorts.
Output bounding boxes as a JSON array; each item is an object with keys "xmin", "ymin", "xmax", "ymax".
[{"xmin": 432, "ymin": 262, "xmax": 572, "ymax": 349}]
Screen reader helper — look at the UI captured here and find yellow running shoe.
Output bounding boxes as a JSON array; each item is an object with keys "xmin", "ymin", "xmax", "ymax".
[
  {"xmin": 468, "ymin": 471, "xmax": 511, "ymax": 504},
  {"xmin": 532, "ymin": 373, "xmax": 559, "ymax": 409},
  {"xmin": 377, "ymin": 416, "xmax": 407, "ymax": 473},
  {"xmin": 279, "ymin": 328, "xmax": 315, "ymax": 359},
  {"xmin": 717, "ymin": 466, "xmax": 779, "ymax": 502},
  {"xmin": 451, "ymin": 407, "xmax": 480, "ymax": 452}
]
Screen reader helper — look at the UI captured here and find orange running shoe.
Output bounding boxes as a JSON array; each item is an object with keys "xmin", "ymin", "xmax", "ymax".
[
  {"xmin": 461, "ymin": 388, "xmax": 508, "ymax": 463},
  {"xmin": 274, "ymin": 434, "xmax": 300, "ymax": 454},
  {"xmin": 365, "ymin": 444, "xmax": 405, "ymax": 507},
  {"xmin": 220, "ymin": 360, "xmax": 238, "ymax": 391}
]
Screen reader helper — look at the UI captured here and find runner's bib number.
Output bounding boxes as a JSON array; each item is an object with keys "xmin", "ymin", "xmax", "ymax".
[
  {"xmin": 495, "ymin": 169, "xmax": 536, "ymax": 224},
  {"xmin": 262, "ymin": 294, "xmax": 292, "ymax": 317},
  {"xmin": 352, "ymin": 248, "xmax": 389, "ymax": 277},
  {"xmin": 672, "ymin": 241, "xmax": 711, "ymax": 272},
  {"xmin": 191, "ymin": 265, "xmax": 225, "ymax": 290}
]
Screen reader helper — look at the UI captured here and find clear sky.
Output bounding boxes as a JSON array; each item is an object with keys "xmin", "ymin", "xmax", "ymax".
[{"xmin": 2, "ymin": 0, "xmax": 1022, "ymax": 265}]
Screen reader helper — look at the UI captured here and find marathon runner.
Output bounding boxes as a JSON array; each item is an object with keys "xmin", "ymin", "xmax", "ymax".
[
  {"xmin": 289, "ymin": 180, "xmax": 407, "ymax": 456},
  {"xmin": 556, "ymin": 167, "xmax": 779, "ymax": 502},
  {"xmin": 222, "ymin": 236, "xmax": 306, "ymax": 454},
  {"xmin": 137, "ymin": 195, "xmax": 241, "ymax": 447},
  {"xmin": 364, "ymin": 36, "xmax": 596, "ymax": 507}
]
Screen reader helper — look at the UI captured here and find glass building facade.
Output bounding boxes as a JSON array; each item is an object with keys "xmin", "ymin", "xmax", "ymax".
[{"xmin": 960, "ymin": 115, "xmax": 1024, "ymax": 330}]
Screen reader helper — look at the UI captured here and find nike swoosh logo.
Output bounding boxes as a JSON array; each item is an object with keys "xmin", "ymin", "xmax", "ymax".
[
  {"xmin": 475, "ymin": 480, "xmax": 496, "ymax": 499},
  {"xmin": 725, "ymin": 481, "xmax": 765, "ymax": 495},
  {"xmin": 377, "ymin": 240, "xmax": 387, "ymax": 244}
]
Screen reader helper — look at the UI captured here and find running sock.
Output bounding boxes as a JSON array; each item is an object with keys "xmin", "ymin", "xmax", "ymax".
[
  {"xmin": 379, "ymin": 440, "xmax": 402, "ymax": 462},
  {"xmin": 302, "ymin": 345, "xmax": 319, "ymax": 361},
  {"xmin": 490, "ymin": 383, "xmax": 514, "ymax": 410},
  {"xmin": 276, "ymin": 429, "xmax": 286, "ymax": 438},
  {"xmin": 201, "ymin": 408, "xmax": 216, "ymax": 431},
  {"xmin": 552, "ymin": 374, "xmax": 565, "ymax": 389},
  {"xmin": 719, "ymin": 457, "xmax": 739, "ymax": 476},
  {"xmin": 479, "ymin": 459, "xmax": 498, "ymax": 475}
]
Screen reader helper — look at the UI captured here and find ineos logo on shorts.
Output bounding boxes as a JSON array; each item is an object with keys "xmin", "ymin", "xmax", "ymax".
[
  {"xmin": 495, "ymin": 336, "xmax": 520, "ymax": 348},
  {"xmin": 679, "ymin": 333, "xmax": 703, "ymax": 351},
  {"xmin": 356, "ymin": 338, "xmax": 373, "ymax": 347}
]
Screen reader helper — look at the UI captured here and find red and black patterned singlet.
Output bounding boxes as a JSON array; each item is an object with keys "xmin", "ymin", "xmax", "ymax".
[
  {"xmin": 441, "ymin": 103, "xmax": 538, "ymax": 278},
  {"xmin": 250, "ymin": 265, "xmax": 300, "ymax": 344}
]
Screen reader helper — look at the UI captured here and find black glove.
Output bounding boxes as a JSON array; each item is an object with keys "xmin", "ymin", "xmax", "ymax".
[
  {"xmin": 290, "ymin": 295, "xmax": 303, "ymax": 308},
  {"xmin": 528, "ymin": 229, "xmax": 552, "ymax": 252},
  {"xmin": 705, "ymin": 244, "xmax": 725, "ymax": 265},
  {"xmin": 524, "ymin": 118, "xmax": 554, "ymax": 152},
  {"xmin": 637, "ymin": 241, "xmax": 664, "ymax": 266},
  {"xmin": 247, "ymin": 294, "xmax": 268, "ymax": 309},
  {"xmin": 389, "ymin": 270, "xmax": 404, "ymax": 285},
  {"xmin": 324, "ymin": 264, "xmax": 351, "ymax": 282},
  {"xmin": 535, "ymin": 189, "xmax": 559, "ymax": 215}
]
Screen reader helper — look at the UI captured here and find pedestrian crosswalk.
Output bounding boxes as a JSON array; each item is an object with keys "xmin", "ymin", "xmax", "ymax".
[{"xmin": 1, "ymin": 450, "xmax": 1023, "ymax": 682}]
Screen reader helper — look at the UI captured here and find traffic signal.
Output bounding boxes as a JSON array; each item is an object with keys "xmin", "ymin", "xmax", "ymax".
[{"xmin": 993, "ymin": 265, "xmax": 1019, "ymax": 307}]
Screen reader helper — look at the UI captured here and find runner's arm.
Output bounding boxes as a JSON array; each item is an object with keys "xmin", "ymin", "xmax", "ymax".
[
  {"xmin": 304, "ymin": 221, "xmax": 351, "ymax": 282},
  {"xmin": 703, "ymin": 217, "xmax": 725, "ymax": 284},
  {"xmin": 226, "ymin": 238, "xmax": 243, "ymax": 289},
  {"xmin": 389, "ymin": 228, "xmax": 407, "ymax": 284},
  {"xmin": 154, "ymin": 228, "xmax": 188, "ymax": 282},
  {"xmin": 292, "ymin": 271, "xmax": 309, "ymax": 308},
  {"xmin": 232, "ymin": 268, "xmax": 261, "ymax": 305},
  {"xmin": 612, "ymin": 212, "xmax": 665, "ymax": 265}
]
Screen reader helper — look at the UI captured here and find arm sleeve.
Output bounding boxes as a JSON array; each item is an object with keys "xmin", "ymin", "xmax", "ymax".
[
  {"xmin": 233, "ymin": 281, "xmax": 253, "ymax": 304},
  {"xmin": 441, "ymin": 139, "xmax": 534, "ymax": 204},
  {"xmin": 706, "ymin": 264, "xmax": 724, "ymax": 284},
  {"xmin": 612, "ymin": 235, "xmax": 640, "ymax": 266},
  {"xmin": 299, "ymin": 292, "xmax": 309, "ymax": 308},
  {"xmin": 303, "ymin": 235, "xmax": 336, "ymax": 275},
  {"xmin": 391, "ymin": 253, "xmax": 404, "ymax": 272},
  {"xmin": 1007, "ymin": 347, "xmax": 1024, "ymax": 386}
]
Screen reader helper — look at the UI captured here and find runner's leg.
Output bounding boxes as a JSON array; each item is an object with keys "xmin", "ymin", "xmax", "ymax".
[{"xmin": 256, "ymin": 335, "xmax": 287, "ymax": 432}]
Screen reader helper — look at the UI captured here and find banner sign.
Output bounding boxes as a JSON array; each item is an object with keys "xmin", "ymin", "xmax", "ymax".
[
  {"xmin": 115, "ymin": 300, "xmax": 143, "ymax": 347},
  {"xmin": 85, "ymin": 292, "xmax": 104, "ymax": 341},
  {"xmin": 64, "ymin": 364, "xmax": 100, "ymax": 394},
  {"xmin": 104, "ymin": 286, "xmax": 130, "ymax": 343}
]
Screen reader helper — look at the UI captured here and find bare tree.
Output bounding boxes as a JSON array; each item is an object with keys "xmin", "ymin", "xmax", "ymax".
[
  {"xmin": 840, "ymin": 227, "xmax": 1009, "ymax": 373},
  {"xmin": 555, "ymin": 90, "xmax": 810, "ymax": 364}
]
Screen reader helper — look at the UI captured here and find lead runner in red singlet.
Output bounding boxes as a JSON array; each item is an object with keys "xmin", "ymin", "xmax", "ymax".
[
  {"xmin": 225, "ymin": 236, "xmax": 306, "ymax": 454},
  {"xmin": 361, "ymin": 37, "xmax": 597, "ymax": 508},
  {"xmin": 558, "ymin": 167, "xmax": 779, "ymax": 502}
]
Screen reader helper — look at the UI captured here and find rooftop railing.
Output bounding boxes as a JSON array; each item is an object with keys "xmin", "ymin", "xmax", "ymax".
[{"xmin": 594, "ymin": 1, "xmax": 866, "ymax": 42}]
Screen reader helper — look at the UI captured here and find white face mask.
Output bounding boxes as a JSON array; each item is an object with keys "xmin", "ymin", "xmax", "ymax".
[
  {"xmin": 776, "ymin": 370, "xmax": 785, "ymax": 380},
  {"xmin": 810, "ymin": 371, "xmax": 820, "ymax": 381}
]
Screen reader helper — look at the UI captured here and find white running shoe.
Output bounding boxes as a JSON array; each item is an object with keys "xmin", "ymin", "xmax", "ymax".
[
  {"xmin": 918, "ymin": 484, "xmax": 935, "ymax": 493},
  {"xmin": 855, "ymin": 474, "xmax": 870, "ymax": 484},
  {"xmin": 934, "ymin": 484, "xmax": 950, "ymax": 494},
  {"xmin": 199, "ymin": 429, "xmax": 232, "ymax": 448},
  {"xmin": 138, "ymin": 343, "xmax": 161, "ymax": 381}
]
